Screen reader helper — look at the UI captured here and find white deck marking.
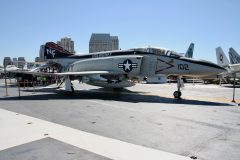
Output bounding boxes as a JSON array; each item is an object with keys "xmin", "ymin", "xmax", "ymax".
[{"xmin": 0, "ymin": 109, "xmax": 190, "ymax": 160}]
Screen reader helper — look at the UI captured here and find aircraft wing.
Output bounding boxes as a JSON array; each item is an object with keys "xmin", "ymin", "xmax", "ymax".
[
  {"xmin": 54, "ymin": 71, "xmax": 120, "ymax": 76},
  {"xmin": 8, "ymin": 70, "xmax": 121, "ymax": 77},
  {"xmin": 230, "ymin": 64, "xmax": 240, "ymax": 72}
]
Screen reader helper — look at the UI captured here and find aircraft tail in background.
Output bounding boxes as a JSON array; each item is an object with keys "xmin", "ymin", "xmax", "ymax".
[
  {"xmin": 229, "ymin": 47, "xmax": 240, "ymax": 64},
  {"xmin": 185, "ymin": 43, "xmax": 194, "ymax": 58},
  {"xmin": 216, "ymin": 47, "xmax": 230, "ymax": 67}
]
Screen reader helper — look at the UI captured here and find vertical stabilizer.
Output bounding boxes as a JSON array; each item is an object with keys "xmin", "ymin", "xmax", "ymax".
[
  {"xmin": 185, "ymin": 43, "xmax": 194, "ymax": 58},
  {"xmin": 216, "ymin": 47, "xmax": 229, "ymax": 67},
  {"xmin": 44, "ymin": 42, "xmax": 73, "ymax": 59},
  {"xmin": 229, "ymin": 47, "xmax": 240, "ymax": 64}
]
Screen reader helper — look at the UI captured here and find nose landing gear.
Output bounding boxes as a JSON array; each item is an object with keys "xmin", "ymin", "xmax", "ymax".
[
  {"xmin": 173, "ymin": 90, "xmax": 182, "ymax": 99},
  {"xmin": 173, "ymin": 76, "xmax": 184, "ymax": 99}
]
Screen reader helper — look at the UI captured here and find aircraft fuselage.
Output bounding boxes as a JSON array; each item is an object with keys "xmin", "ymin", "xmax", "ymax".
[{"xmin": 49, "ymin": 50, "xmax": 225, "ymax": 78}]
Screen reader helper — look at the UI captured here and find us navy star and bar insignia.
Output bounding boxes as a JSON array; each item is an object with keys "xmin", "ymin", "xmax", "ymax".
[{"xmin": 118, "ymin": 59, "xmax": 138, "ymax": 72}]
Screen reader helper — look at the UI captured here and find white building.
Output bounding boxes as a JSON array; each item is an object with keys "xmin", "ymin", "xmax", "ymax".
[
  {"xmin": 89, "ymin": 33, "xmax": 119, "ymax": 53},
  {"xmin": 57, "ymin": 37, "xmax": 75, "ymax": 54}
]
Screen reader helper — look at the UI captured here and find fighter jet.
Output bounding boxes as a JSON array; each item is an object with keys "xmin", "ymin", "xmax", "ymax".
[
  {"xmin": 216, "ymin": 47, "xmax": 240, "ymax": 102},
  {"xmin": 13, "ymin": 42, "xmax": 225, "ymax": 99},
  {"xmin": 216, "ymin": 47, "xmax": 240, "ymax": 74},
  {"xmin": 0, "ymin": 65, "xmax": 19, "ymax": 73},
  {"xmin": 229, "ymin": 47, "xmax": 240, "ymax": 64},
  {"xmin": 216, "ymin": 47, "xmax": 240, "ymax": 85}
]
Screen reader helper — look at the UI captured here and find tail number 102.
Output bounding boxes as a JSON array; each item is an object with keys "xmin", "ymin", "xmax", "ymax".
[{"xmin": 178, "ymin": 64, "xmax": 189, "ymax": 70}]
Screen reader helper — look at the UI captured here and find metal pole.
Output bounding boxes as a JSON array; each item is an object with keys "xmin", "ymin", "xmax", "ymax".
[
  {"xmin": 33, "ymin": 80, "xmax": 35, "ymax": 94},
  {"xmin": 27, "ymin": 80, "xmax": 29, "ymax": 90},
  {"xmin": 4, "ymin": 66, "xmax": 8, "ymax": 96},
  {"xmin": 232, "ymin": 75, "xmax": 236, "ymax": 103},
  {"xmin": 18, "ymin": 82, "xmax": 21, "ymax": 97}
]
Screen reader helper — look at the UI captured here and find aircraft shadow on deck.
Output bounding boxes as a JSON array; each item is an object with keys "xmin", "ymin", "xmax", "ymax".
[
  {"xmin": 0, "ymin": 87, "xmax": 233, "ymax": 106},
  {"xmin": 221, "ymin": 85, "xmax": 240, "ymax": 88}
]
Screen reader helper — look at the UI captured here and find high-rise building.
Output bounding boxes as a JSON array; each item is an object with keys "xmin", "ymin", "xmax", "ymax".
[
  {"xmin": 111, "ymin": 36, "xmax": 119, "ymax": 51},
  {"xmin": 89, "ymin": 33, "xmax": 119, "ymax": 53},
  {"xmin": 35, "ymin": 57, "xmax": 40, "ymax": 62},
  {"xmin": 39, "ymin": 45, "xmax": 45, "ymax": 62},
  {"xmin": 17, "ymin": 57, "xmax": 26, "ymax": 69},
  {"xmin": 3, "ymin": 57, "xmax": 12, "ymax": 67},
  {"xmin": 12, "ymin": 58, "xmax": 18, "ymax": 67},
  {"xmin": 57, "ymin": 37, "xmax": 75, "ymax": 54}
]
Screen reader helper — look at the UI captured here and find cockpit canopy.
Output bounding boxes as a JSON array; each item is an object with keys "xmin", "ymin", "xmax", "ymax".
[{"xmin": 130, "ymin": 47, "xmax": 182, "ymax": 58}]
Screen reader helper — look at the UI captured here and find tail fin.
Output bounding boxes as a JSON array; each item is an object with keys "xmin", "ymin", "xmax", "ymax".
[
  {"xmin": 228, "ymin": 47, "xmax": 240, "ymax": 64},
  {"xmin": 44, "ymin": 42, "xmax": 73, "ymax": 59},
  {"xmin": 185, "ymin": 43, "xmax": 194, "ymax": 58},
  {"xmin": 216, "ymin": 47, "xmax": 229, "ymax": 67}
]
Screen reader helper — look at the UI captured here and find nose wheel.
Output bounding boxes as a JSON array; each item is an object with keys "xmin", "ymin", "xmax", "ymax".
[
  {"xmin": 174, "ymin": 76, "xmax": 183, "ymax": 99},
  {"xmin": 71, "ymin": 85, "xmax": 75, "ymax": 93},
  {"xmin": 173, "ymin": 91, "xmax": 182, "ymax": 99}
]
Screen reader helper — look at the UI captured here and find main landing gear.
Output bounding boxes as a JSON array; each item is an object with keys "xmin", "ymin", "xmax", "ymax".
[
  {"xmin": 57, "ymin": 78, "xmax": 64, "ymax": 88},
  {"xmin": 232, "ymin": 74, "xmax": 236, "ymax": 103},
  {"xmin": 65, "ymin": 77, "xmax": 75, "ymax": 94},
  {"xmin": 173, "ymin": 77, "xmax": 184, "ymax": 99}
]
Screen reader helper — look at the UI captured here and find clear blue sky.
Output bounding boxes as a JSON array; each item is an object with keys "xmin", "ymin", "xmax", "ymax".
[{"xmin": 0, "ymin": 0, "xmax": 239, "ymax": 65}]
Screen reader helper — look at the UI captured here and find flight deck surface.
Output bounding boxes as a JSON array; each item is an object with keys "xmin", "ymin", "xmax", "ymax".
[{"xmin": 0, "ymin": 79, "xmax": 240, "ymax": 160}]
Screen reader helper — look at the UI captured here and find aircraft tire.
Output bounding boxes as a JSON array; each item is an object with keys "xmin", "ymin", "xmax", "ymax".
[
  {"xmin": 71, "ymin": 86, "xmax": 75, "ymax": 93},
  {"xmin": 173, "ymin": 91, "xmax": 181, "ymax": 99},
  {"xmin": 113, "ymin": 88, "xmax": 123, "ymax": 91}
]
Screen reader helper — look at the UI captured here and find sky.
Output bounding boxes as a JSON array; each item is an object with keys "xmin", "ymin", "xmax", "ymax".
[{"xmin": 0, "ymin": 0, "xmax": 239, "ymax": 65}]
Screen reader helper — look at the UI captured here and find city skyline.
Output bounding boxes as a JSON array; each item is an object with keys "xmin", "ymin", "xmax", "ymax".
[
  {"xmin": 0, "ymin": 0, "xmax": 240, "ymax": 65},
  {"xmin": 89, "ymin": 33, "xmax": 119, "ymax": 53}
]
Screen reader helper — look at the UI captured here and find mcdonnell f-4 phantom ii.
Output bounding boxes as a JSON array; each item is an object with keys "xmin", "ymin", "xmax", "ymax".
[{"xmin": 13, "ymin": 42, "xmax": 226, "ymax": 99}]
